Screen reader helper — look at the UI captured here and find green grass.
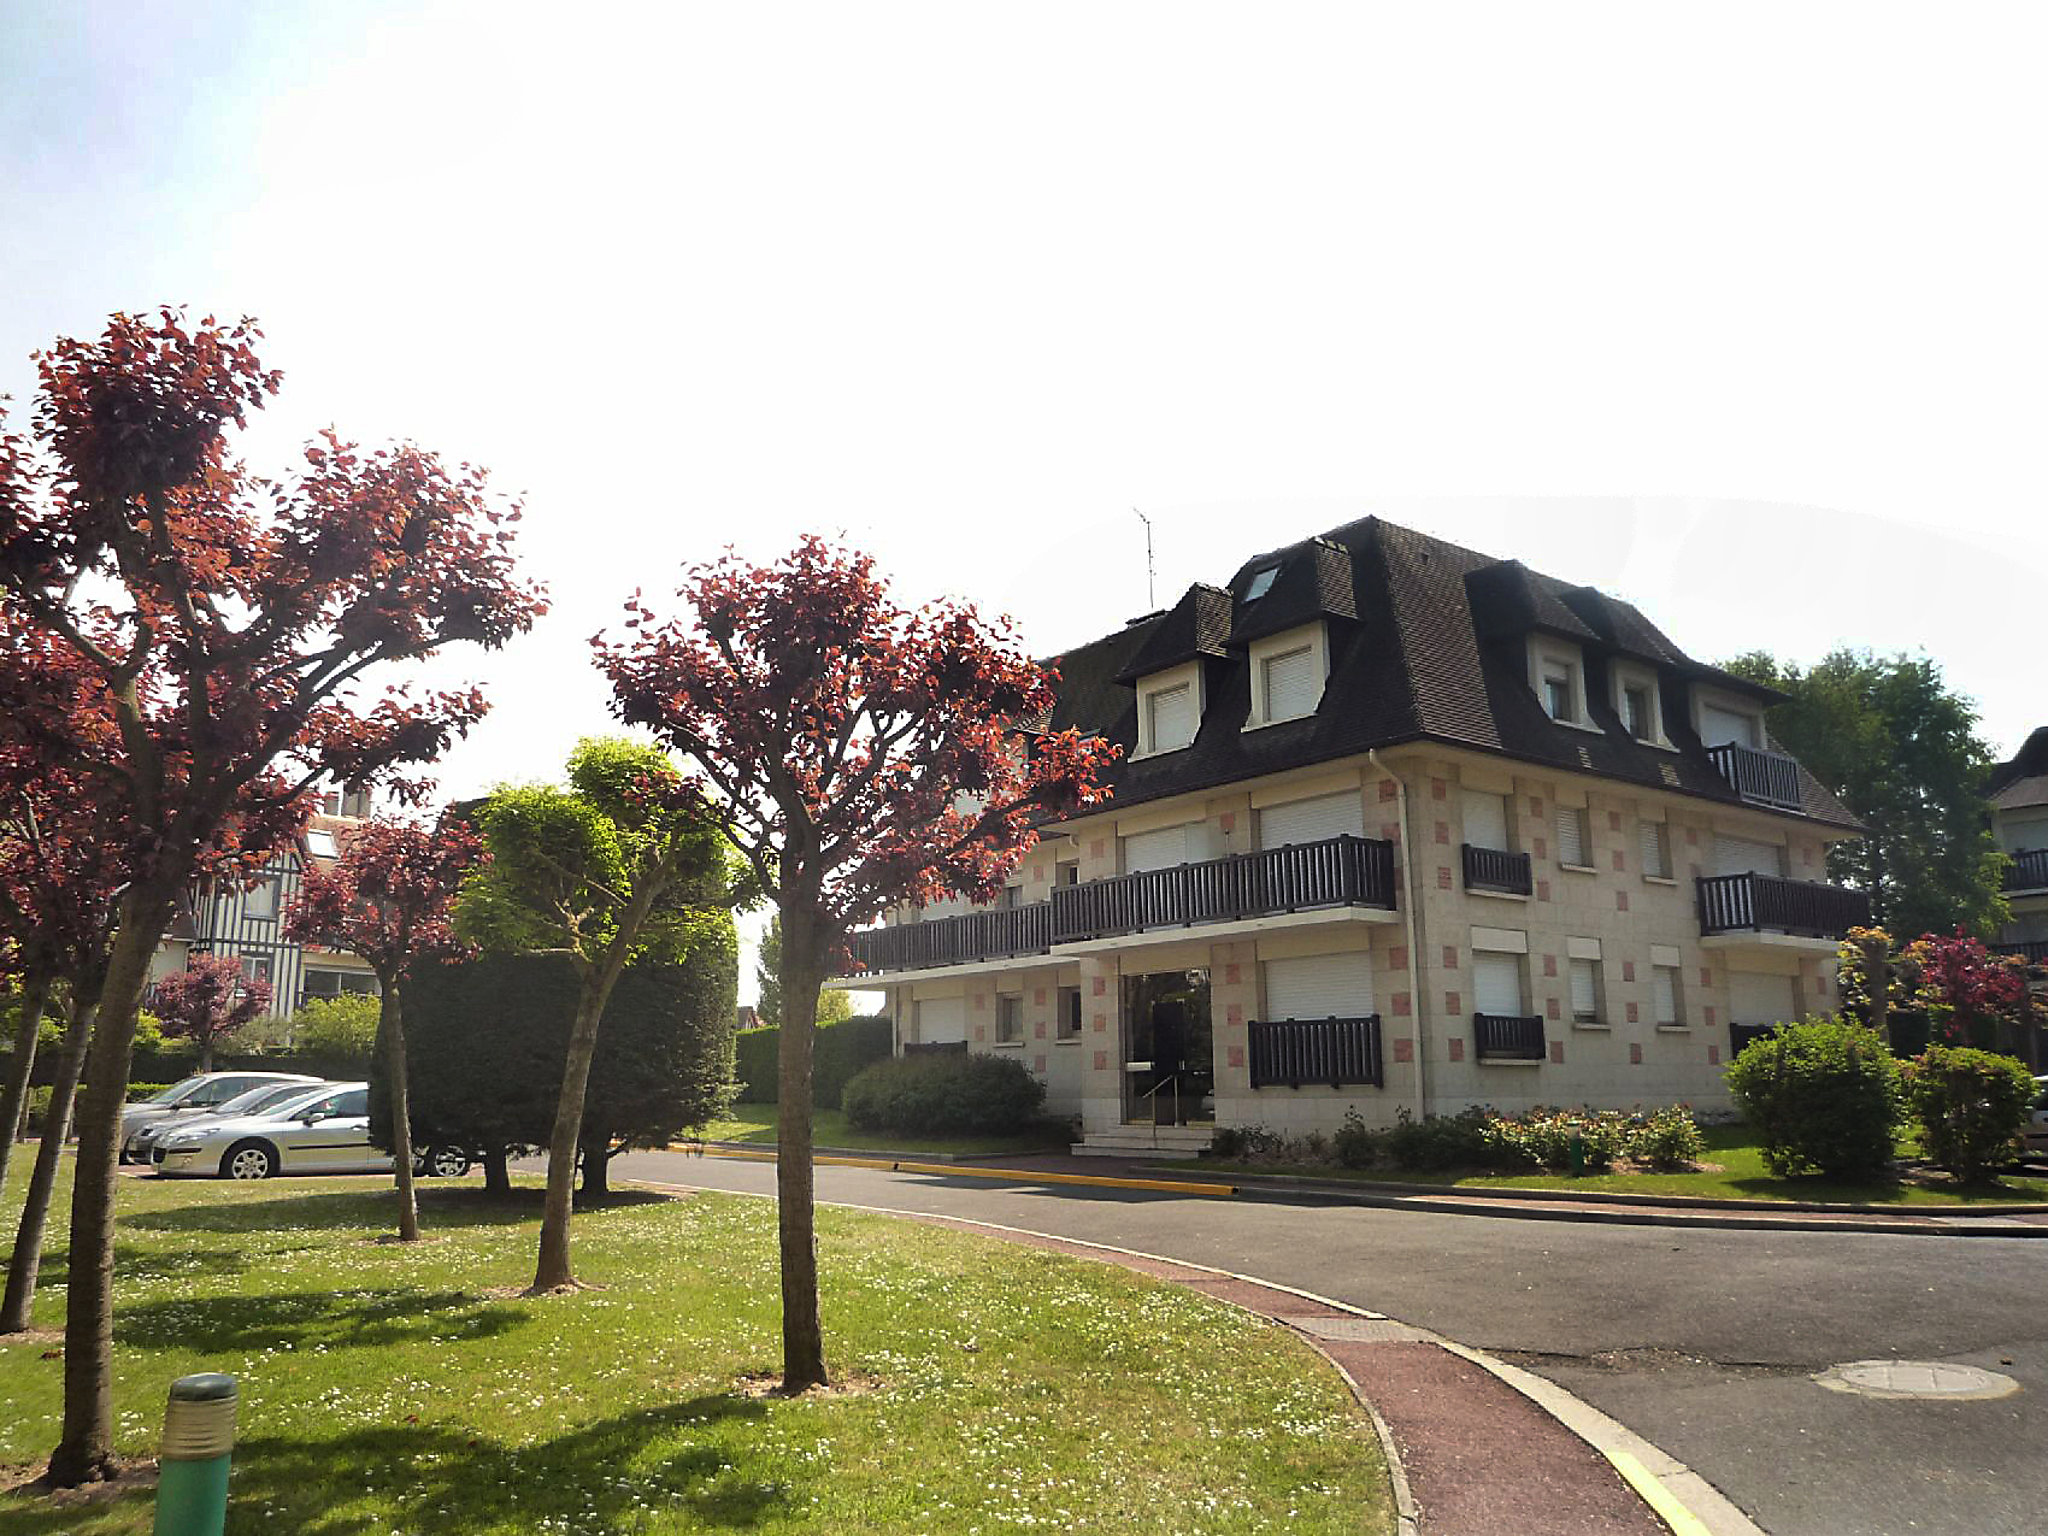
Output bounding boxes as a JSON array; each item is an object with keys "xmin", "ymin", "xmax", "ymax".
[
  {"xmin": 1205, "ymin": 1126, "xmax": 2048, "ymax": 1206},
  {"xmin": 0, "ymin": 1168, "xmax": 1387, "ymax": 1534},
  {"xmin": 695, "ymin": 1102, "xmax": 1072, "ymax": 1158}
]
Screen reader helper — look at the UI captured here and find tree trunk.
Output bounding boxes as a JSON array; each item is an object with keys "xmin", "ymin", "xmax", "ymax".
[
  {"xmin": 531, "ymin": 981, "xmax": 611, "ymax": 1292},
  {"xmin": 482, "ymin": 1147, "xmax": 511, "ymax": 1194},
  {"xmin": 49, "ymin": 887, "xmax": 177, "ymax": 1486},
  {"xmin": 1, "ymin": 995, "xmax": 92, "ymax": 1334},
  {"xmin": 0, "ymin": 971, "xmax": 52, "ymax": 1192},
  {"xmin": 196, "ymin": 1038, "xmax": 213, "ymax": 1075},
  {"xmin": 579, "ymin": 1135, "xmax": 612, "ymax": 1200},
  {"xmin": 381, "ymin": 983, "xmax": 421, "ymax": 1243},
  {"xmin": 775, "ymin": 921, "xmax": 828, "ymax": 1392}
]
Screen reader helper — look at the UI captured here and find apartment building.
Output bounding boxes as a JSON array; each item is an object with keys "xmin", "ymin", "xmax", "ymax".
[
  {"xmin": 1989, "ymin": 728, "xmax": 2048, "ymax": 963},
  {"xmin": 150, "ymin": 787, "xmax": 381, "ymax": 1015},
  {"xmin": 834, "ymin": 517, "xmax": 1868, "ymax": 1155}
]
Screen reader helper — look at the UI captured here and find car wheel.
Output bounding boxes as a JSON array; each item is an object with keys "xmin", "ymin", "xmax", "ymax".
[
  {"xmin": 426, "ymin": 1147, "xmax": 471, "ymax": 1179},
  {"xmin": 222, "ymin": 1141, "xmax": 278, "ymax": 1181}
]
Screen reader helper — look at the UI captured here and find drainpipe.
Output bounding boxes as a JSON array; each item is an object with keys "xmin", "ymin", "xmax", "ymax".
[{"xmin": 1370, "ymin": 750, "xmax": 1428, "ymax": 1122}]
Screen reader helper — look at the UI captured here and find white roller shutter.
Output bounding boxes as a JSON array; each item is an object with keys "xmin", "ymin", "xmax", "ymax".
[
  {"xmin": 914, "ymin": 996, "xmax": 966, "ymax": 1044},
  {"xmin": 1473, "ymin": 953, "xmax": 1523, "ymax": 1016},
  {"xmin": 1147, "ymin": 683, "xmax": 1196, "ymax": 752},
  {"xmin": 1569, "ymin": 958, "xmax": 1600, "ymax": 1021},
  {"xmin": 1462, "ymin": 790, "xmax": 1509, "ymax": 850},
  {"xmin": 1122, "ymin": 825, "xmax": 1191, "ymax": 874},
  {"xmin": 1728, "ymin": 971, "xmax": 1797, "ymax": 1029},
  {"xmin": 1639, "ymin": 819, "xmax": 1671, "ymax": 878},
  {"xmin": 1262, "ymin": 644, "xmax": 1321, "ymax": 721},
  {"xmin": 1262, "ymin": 952, "xmax": 1374, "ymax": 1020},
  {"xmin": 1651, "ymin": 966, "xmax": 1680, "ymax": 1026},
  {"xmin": 1714, "ymin": 835, "xmax": 1782, "ymax": 878},
  {"xmin": 1259, "ymin": 792, "xmax": 1365, "ymax": 850},
  {"xmin": 1701, "ymin": 704, "xmax": 1759, "ymax": 749},
  {"xmin": 1556, "ymin": 807, "xmax": 1587, "ymax": 866}
]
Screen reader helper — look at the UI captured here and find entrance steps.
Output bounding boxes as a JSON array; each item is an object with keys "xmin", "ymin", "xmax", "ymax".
[{"xmin": 1072, "ymin": 1124, "xmax": 1216, "ymax": 1160}]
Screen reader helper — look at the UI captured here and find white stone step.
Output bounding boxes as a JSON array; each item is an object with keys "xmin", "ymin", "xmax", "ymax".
[{"xmin": 1072, "ymin": 1125, "xmax": 1217, "ymax": 1160}]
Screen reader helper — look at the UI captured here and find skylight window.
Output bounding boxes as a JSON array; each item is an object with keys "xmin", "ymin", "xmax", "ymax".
[{"xmin": 1244, "ymin": 566, "xmax": 1278, "ymax": 601}]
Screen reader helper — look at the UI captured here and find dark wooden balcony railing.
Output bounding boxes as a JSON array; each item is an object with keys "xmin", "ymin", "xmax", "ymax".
[
  {"xmin": 846, "ymin": 901, "xmax": 1053, "ymax": 974},
  {"xmin": 1705, "ymin": 742, "xmax": 1803, "ymax": 812},
  {"xmin": 1695, "ymin": 873, "xmax": 1870, "ymax": 939},
  {"xmin": 1474, "ymin": 1012, "xmax": 1545, "ymax": 1061},
  {"xmin": 1993, "ymin": 939, "xmax": 2048, "ymax": 965},
  {"xmin": 1248, "ymin": 1015, "xmax": 1383, "ymax": 1090},
  {"xmin": 1049, "ymin": 834, "xmax": 1396, "ymax": 944},
  {"xmin": 902, "ymin": 1040, "xmax": 970, "ymax": 1057},
  {"xmin": 1461, "ymin": 843, "xmax": 1533, "ymax": 896},
  {"xmin": 2004, "ymin": 849, "xmax": 2048, "ymax": 892}
]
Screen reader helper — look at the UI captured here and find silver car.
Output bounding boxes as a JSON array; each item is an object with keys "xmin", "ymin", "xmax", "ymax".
[
  {"xmin": 119, "ymin": 1071, "xmax": 323, "ymax": 1162},
  {"xmin": 124, "ymin": 1078, "xmax": 337, "ymax": 1163},
  {"xmin": 152, "ymin": 1083, "xmax": 474, "ymax": 1181}
]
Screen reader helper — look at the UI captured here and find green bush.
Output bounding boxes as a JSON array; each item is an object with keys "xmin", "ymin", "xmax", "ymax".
[
  {"xmin": 125, "ymin": 1082, "xmax": 176, "ymax": 1103},
  {"xmin": 1207, "ymin": 1124, "xmax": 1289, "ymax": 1161},
  {"xmin": 289, "ymin": 994, "xmax": 382, "ymax": 1067},
  {"xmin": 1626, "ymin": 1105, "xmax": 1706, "ymax": 1172},
  {"xmin": 24, "ymin": 1085, "xmax": 56, "ymax": 1132},
  {"xmin": 1902, "ymin": 1045, "xmax": 2037, "ymax": 1183},
  {"xmin": 1381, "ymin": 1107, "xmax": 1512, "ymax": 1172},
  {"xmin": 734, "ymin": 1014, "xmax": 893, "ymax": 1108},
  {"xmin": 1333, "ymin": 1111, "xmax": 1383, "ymax": 1169},
  {"xmin": 1725, "ymin": 1015, "xmax": 1902, "ymax": 1179},
  {"xmin": 841, "ymin": 1051, "xmax": 1045, "ymax": 1136},
  {"xmin": 1483, "ymin": 1107, "xmax": 1630, "ymax": 1173}
]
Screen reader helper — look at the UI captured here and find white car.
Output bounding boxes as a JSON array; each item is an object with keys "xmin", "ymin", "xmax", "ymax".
[
  {"xmin": 151, "ymin": 1082, "xmax": 473, "ymax": 1181},
  {"xmin": 124, "ymin": 1079, "xmax": 336, "ymax": 1163},
  {"xmin": 2027, "ymin": 1075, "xmax": 2048, "ymax": 1154},
  {"xmin": 119, "ymin": 1071, "xmax": 324, "ymax": 1162}
]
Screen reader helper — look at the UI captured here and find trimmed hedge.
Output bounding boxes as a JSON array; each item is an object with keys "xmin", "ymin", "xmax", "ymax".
[
  {"xmin": 734, "ymin": 1014, "xmax": 893, "ymax": 1108},
  {"xmin": 841, "ymin": 1051, "xmax": 1045, "ymax": 1136},
  {"xmin": 1725, "ymin": 1015, "xmax": 1902, "ymax": 1179},
  {"xmin": 1902, "ymin": 1045, "xmax": 2037, "ymax": 1183}
]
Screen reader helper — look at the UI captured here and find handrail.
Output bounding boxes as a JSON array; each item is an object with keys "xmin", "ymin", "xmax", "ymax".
[
  {"xmin": 1134, "ymin": 1072, "xmax": 1181, "ymax": 1145},
  {"xmin": 1705, "ymin": 742, "xmax": 1803, "ymax": 811},
  {"xmin": 1695, "ymin": 872, "xmax": 1870, "ymax": 938}
]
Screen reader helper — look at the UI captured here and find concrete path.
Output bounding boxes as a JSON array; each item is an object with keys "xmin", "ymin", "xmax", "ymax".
[{"xmin": 613, "ymin": 1146, "xmax": 2048, "ymax": 1536}]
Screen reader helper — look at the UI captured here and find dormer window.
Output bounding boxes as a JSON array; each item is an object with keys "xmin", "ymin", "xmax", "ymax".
[
  {"xmin": 1622, "ymin": 685, "xmax": 1652, "ymax": 738},
  {"xmin": 1693, "ymin": 687, "xmax": 1766, "ymax": 751},
  {"xmin": 1527, "ymin": 637, "xmax": 1593, "ymax": 731},
  {"xmin": 1544, "ymin": 669, "xmax": 1575, "ymax": 721},
  {"xmin": 1244, "ymin": 566, "xmax": 1278, "ymax": 601},
  {"xmin": 1134, "ymin": 661, "xmax": 1202, "ymax": 758},
  {"xmin": 1244, "ymin": 622, "xmax": 1329, "ymax": 731},
  {"xmin": 1610, "ymin": 659, "xmax": 1672, "ymax": 749}
]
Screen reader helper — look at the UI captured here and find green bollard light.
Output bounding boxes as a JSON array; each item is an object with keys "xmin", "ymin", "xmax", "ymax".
[{"xmin": 153, "ymin": 1373, "xmax": 236, "ymax": 1536}]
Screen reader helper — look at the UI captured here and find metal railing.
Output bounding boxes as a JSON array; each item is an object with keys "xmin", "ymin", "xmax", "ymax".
[
  {"xmin": 1473, "ymin": 1012, "xmax": 1545, "ymax": 1061},
  {"xmin": 1993, "ymin": 939, "xmax": 2048, "ymax": 965},
  {"xmin": 1461, "ymin": 843, "xmax": 1533, "ymax": 896},
  {"xmin": 1695, "ymin": 873, "xmax": 1870, "ymax": 938},
  {"xmin": 1705, "ymin": 742, "xmax": 1803, "ymax": 812},
  {"xmin": 847, "ymin": 901, "xmax": 1054, "ymax": 974},
  {"xmin": 1248, "ymin": 1015, "xmax": 1383, "ymax": 1089},
  {"xmin": 1049, "ymin": 834, "xmax": 1396, "ymax": 944},
  {"xmin": 2005, "ymin": 850, "xmax": 2048, "ymax": 892}
]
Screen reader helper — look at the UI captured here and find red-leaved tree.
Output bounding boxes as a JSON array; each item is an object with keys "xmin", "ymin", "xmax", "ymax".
[
  {"xmin": 286, "ymin": 814, "xmax": 482, "ymax": 1241},
  {"xmin": 0, "ymin": 309, "xmax": 543, "ymax": 1484},
  {"xmin": 149, "ymin": 953, "xmax": 272, "ymax": 1074},
  {"xmin": 1905, "ymin": 929, "xmax": 2035, "ymax": 1058},
  {"xmin": 595, "ymin": 538, "xmax": 1118, "ymax": 1389}
]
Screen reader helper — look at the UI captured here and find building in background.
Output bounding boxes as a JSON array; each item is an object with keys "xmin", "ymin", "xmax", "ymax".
[{"xmin": 1989, "ymin": 729, "xmax": 2048, "ymax": 964}]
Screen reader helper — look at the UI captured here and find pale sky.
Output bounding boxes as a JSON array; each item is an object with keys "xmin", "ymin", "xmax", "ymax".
[{"xmin": 5, "ymin": 3, "xmax": 2045, "ymax": 1002}]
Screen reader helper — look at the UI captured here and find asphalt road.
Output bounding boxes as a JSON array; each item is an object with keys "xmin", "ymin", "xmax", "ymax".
[{"xmin": 610, "ymin": 1148, "xmax": 2048, "ymax": 1536}]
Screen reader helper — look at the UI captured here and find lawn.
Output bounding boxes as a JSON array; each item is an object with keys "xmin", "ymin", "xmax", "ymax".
[
  {"xmin": 0, "ymin": 1169, "xmax": 1388, "ymax": 1534},
  {"xmin": 1204, "ymin": 1126, "xmax": 2048, "ymax": 1206},
  {"xmin": 694, "ymin": 1102, "xmax": 1073, "ymax": 1158}
]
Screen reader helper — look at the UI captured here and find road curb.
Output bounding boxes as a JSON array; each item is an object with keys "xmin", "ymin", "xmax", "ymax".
[
  {"xmin": 703, "ymin": 1144, "xmax": 1239, "ymax": 1198},
  {"xmin": 633, "ymin": 1172, "xmax": 1751, "ymax": 1536}
]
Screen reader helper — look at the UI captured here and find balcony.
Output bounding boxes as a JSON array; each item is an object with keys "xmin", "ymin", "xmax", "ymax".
[
  {"xmin": 1993, "ymin": 939, "xmax": 2048, "ymax": 965},
  {"xmin": 1474, "ymin": 1012, "xmax": 1545, "ymax": 1062},
  {"xmin": 1050, "ymin": 834, "xmax": 1396, "ymax": 946},
  {"xmin": 2004, "ymin": 849, "xmax": 2048, "ymax": 893},
  {"xmin": 846, "ymin": 901, "xmax": 1053, "ymax": 975},
  {"xmin": 843, "ymin": 834, "xmax": 1398, "ymax": 976},
  {"xmin": 1462, "ymin": 843, "xmax": 1532, "ymax": 896},
  {"xmin": 1696, "ymin": 872, "xmax": 1870, "ymax": 945},
  {"xmin": 1248, "ymin": 1015, "xmax": 1383, "ymax": 1090},
  {"xmin": 1705, "ymin": 742, "xmax": 1804, "ymax": 812}
]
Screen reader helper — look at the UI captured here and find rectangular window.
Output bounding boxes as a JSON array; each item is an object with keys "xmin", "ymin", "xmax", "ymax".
[
  {"xmin": 1055, "ymin": 860, "xmax": 1080, "ymax": 887},
  {"xmin": 304, "ymin": 829, "xmax": 338, "ymax": 859},
  {"xmin": 1261, "ymin": 645, "xmax": 1319, "ymax": 722},
  {"xmin": 1472, "ymin": 952, "xmax": 1524, "ymax": 1017},
  {"xmin": 240, "ymin": 954, "xmax": 273, "ymax": 988},
  {"xmin": 1640, "ymin": 820, "xmax": 1672, "ymax": 879},
  {"xmin": 243, "ymin": 876, "xmax": 278, "ymax": 920},
  {"xmin": 1623, "ymin": 685, "xmax": 1653, "ymax": 740},
  {"xmin": 996, "ymin": 995, "xmax": 1023, "ymax": 1044},
  {"xmin": 1653, "ymin": 964, "xmax": 1682, "ymax": 1026},
  {"xmin": 1461, "ymin": 789, "xmax": 1509, "ymax": 852},
  {"xmin": 1557, "ymin": 806, "xmax": 1589, "ymax": 867},
  {"xmin": 1057, "ymin": 986, "xmax": 1082, "ymax": 1039},
  {"xmin": 1146, "ymin": 683, "xmax": 1196, "ymax": 753},
  {"xmin": 1569, "ymin": 957, "xmax": 1601, "ymax": 1023},
  {"xmin": 1544, "ymin": 670, "xmax": 1575, "ymax": 721}
]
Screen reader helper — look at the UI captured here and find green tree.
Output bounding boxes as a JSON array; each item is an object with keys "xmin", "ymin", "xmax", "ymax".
[
  {"xmin": 1724, "ymin": 650, "xmax": 2008, "ymax": 938},
  {"xmin": 288, "ymin": 993, "xmax": 383, "ymax": 1068},
  {"xmin": 753, "ymin": 915, "xmax": 850, "ymax": 1027}
]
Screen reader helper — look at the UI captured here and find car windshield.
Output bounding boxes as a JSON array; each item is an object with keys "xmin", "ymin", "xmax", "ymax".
[
  {"xmin": 252, "ymin": 1087, "xmax": 338, "ymax": 1120},
  {"xmin": 143, "ymin": 1078, "xmax": 207, "ymax": 1106},
  {"xmin": 215, "ymin": 1082, "xmax": 317, "ymax": 1117}
]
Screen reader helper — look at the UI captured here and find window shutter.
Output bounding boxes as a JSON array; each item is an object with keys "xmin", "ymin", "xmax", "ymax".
[
  {"xmin": 1262, "ymin": 952, "xmax": 1374, "ymax": 1020},
  {"xmin": 1462, "ymin": 790, "xmax": 1509, "ymax": 851},
  {"xmin": 1639, "ymin": 820, "xmax": 1670, "ymax": 878},
  {"xmin": 1569, "ymin": 958, "xmax": 1599, "ymax": 1021},
  {"xmin": 1473, "ymin": 953, "xmax": 1523, "ymax": 1016},
  {"xmin": 1262, "ymin": 645, "xmax": 1320, "ymax": 722},
  {"xmin": 1259, "ymin": 792, "xmax": 1365, "ymax": 850},
  {"xmin": 1713, "ymin": 835, "xmax": 1782, "ymax": 878},
  {"xmin": 1652, "ymin": 966, "xmax": 1679, "ymax": 1026},
  {"xmin": 1556, "ymin": 807, "xmax": 1586, "ymax": 866},
  {"xmin": 1728, "ymin": 970, "xmax": 1797, "ymax": 1028},
  {"xmin": 1147, "ymin": 683, "xmax": 1195, "ymax": 751},
  {"xmin": 1122, "ymin": 825, "xmax": 1191, "ymax": 874},
  {"xmin": 916, "ymin": 997, "xmax": 967, "ymax": 1043},
  {"xmin": 1700, "ymin": 704, "xmax": 1758, "ymax": 749}
]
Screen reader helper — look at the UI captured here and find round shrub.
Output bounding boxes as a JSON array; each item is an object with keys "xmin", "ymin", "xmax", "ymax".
[
  {"xmin": 1724, "ymin": 1015, "xmax": 1902, "ymax": 1179},
  {"xmin": 290, "ymin": 994, "xmax": 382, "ymax": 1067},
  {"xmin": 1902, "ymin": 1045, "xmax": 2037, "ymax": 1183},
  {"xmin": 841, "ymin": 1052, "xmax": 1045, "ymax": 1137},
  {"xmin": 1625, "ymin": 1105, "xmax": 1706, "ymax": 1172},
  {"xmin": 1333, "ymin": 1111, "xmax": 1384, "ymax": 1169},
  {"xmin": 1483, "ymin": 1107, "xmax": 1630, "ymax": 1173}
]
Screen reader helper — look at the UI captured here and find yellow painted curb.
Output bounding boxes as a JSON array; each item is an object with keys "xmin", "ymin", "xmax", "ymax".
[
  {"xmin": 700, "ymin": 1144, "xmax": 1237, "ymax": 1199},
  {"xmin": 1605, "ymin": 1449, "xmax": 1716, "ymax": 1536}
]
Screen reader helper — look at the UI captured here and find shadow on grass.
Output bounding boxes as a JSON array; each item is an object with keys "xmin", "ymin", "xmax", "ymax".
[
  {"xmin": 114, "ymin": 1287, "xmax": 533, "ymax": 1354},
  {"xmin": 0, "ymin": 1395, "xmax": 790, "ymax": 1536},
  {"xmin": 119, "ymin": 1183, "xmax": 672, "ymax": 1237}
]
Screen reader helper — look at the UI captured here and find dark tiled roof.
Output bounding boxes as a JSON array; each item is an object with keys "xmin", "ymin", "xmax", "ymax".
[
  {"xmin": 1044, "ymin": 515, "xmax": 1861, "ymax": 831},
  {"xmin": 1990, "ymin": 727, "xmax": 2048, "ymax": 798}
]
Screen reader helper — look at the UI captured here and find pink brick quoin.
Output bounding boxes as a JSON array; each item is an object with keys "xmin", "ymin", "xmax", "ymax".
[
  {"xmin": 1431, "ymin": 778, "xmax": 1447, "ymax": 800},
  {"xmin": 1542, "ymin": 953, "xmax": 1557, "ymax": 977},
  {"xmin": 1616, "ymin": 891, "xmax": 1629, "ymax": 912},
  {"xmin": 1092, "ymin": 1014, "xmax": 1106, "ymax": 1032},
  {"xmin": 1536, "ymin": 879, "xmax": 1551, "ymax": 901},
  {"xmin": 1093, "ymin": 1050, "xmax": 1109, "ymax": 1070},
  {"xmin": 1034, "ymin": 1020, "xmax": 1046, "ymax": 1038},
  {"xmin": 1224, "ymin": 962, "xmax": 1241, "ymax": 985},
  {"xmin": 1034, "ymin": 987, "xmax": 1047, "ymax": 1005},
  {"xmin": 1626, "ymin": 1002, "xmax": 1640, "ymax": 1023},
  {"xmin": 1393, "ymin": 1038, "xmax": 1415, "ymax": 1063},
  {"xmin": 1445, "ymin": 991, "xmax": 1461, "ymax": 1014},
  {"xmin": 1437, "ymin": 866, "xmax": 1453, "ymax": 890},
  {"xmin": 1449, "ymin": 1037, "xmax": 1465, "ymax": 1062},
  {"xmin": 1709, "ymin": 1045, "xmax": 1721, "ymax": 1065},
  {"xmin": 1629, "ymin": 1043, "xmax": 1643, "ymax": 1065},
  {"xmin": 1389, "ymin": 945, "xmax": 1408, "ymax": 969},
  {"xmin": 1546, "ymin": 998, "xmax": 1560, "ymax": 1020},
  {"xmin": 1379, "ymin": 778, "xmax": 1399, "ymax": 802},
  {"xmin": 1227, "ymin": 1045, "xmax": 1245, "ymax": 1069},
  {"xmin": 1090, "ymin": 838, "xmax": 1106, "ymax": 859},
  {"xmin": 1705, "ymin": 1006, "xmax": 1717, "ymax": 1027},
  {"xmin": 1607, "ymin": 810, "xmax": 1622, "ymax": 831},
  {"xmin": 973, "ymin": 1025, "xmax": 986, "ymax": 1042},
  {"xmin": 1393, "ymin": 991, "xmax": 1412, "ymax": 1017},
  {"xmin": 1092, "ymin": 976, "xmax": 1106, "ymax": 996},
  {"xmin": 1622, "ymin": 960, "xmax": 1636, "ymax": 983},
  {"xmin": 1548, "ymin": 1040, "xmax": 1563, "ymax": 1064},
  {"xmin": 1226, "ymin": 1004, "xmax": 1244, "ymax": 1027},
  {"xmin": 1219, "ymin": 811, "xmax": 1236, "ymax": 834},
  {"xmin": 1442, "ymin": 945, "xmax": 1458, "ymax": 969}
]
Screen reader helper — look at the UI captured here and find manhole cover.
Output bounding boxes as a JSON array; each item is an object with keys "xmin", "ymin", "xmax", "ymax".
[
  {"xmin": 1815, "ymin": 1360, "xmax": 2020, "ymax": 1401},
  {"xmin": 1282, "ymin": 1315, "xmax": 1432, "ymax": 1344}
]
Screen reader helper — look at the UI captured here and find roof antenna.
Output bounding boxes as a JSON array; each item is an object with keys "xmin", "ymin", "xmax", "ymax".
[{"xmin": 1133, "ymin": 507, "xmax": 1156, "ymax": 610}]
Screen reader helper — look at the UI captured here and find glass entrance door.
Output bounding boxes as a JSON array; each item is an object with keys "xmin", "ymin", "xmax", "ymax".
[{"xmin": 1120, "ymin": 969, "xmax": 1214, "ymax": 1124}]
